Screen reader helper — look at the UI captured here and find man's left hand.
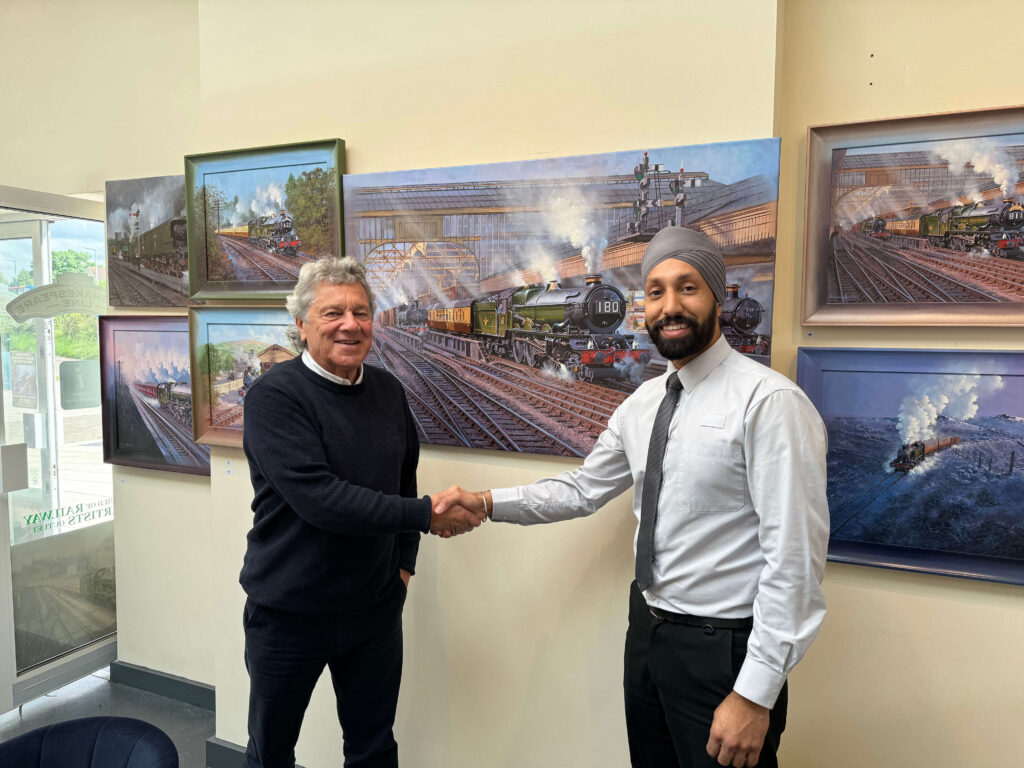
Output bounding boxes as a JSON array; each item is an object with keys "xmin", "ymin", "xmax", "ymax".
[
  {"xmin": 706, "ymin": 691, "xmax": 769, "ymax": 767},
  {"xmin": 399, "ymin": 569, "xmax": 411, "ymax": 588}
]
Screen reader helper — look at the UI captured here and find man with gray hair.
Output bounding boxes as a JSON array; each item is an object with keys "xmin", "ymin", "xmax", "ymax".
[
  {"xmin": 434, "ymin": 227, "xmax": 829, "ymax": 767},
  {"xmin": 240, "ymin": 256, "xmax": 483, "ymax": 768}
]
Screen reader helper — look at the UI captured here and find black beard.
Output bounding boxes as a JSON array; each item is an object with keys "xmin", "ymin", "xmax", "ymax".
[{"xmin": 645, "ymin": 310, "xmax": 717, "ymax": 360}]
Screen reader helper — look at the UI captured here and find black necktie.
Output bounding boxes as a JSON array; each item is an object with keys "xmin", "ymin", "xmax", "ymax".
[{"xmin": 635, "ymin": 374, "xmax": 683, "ymax": 591}]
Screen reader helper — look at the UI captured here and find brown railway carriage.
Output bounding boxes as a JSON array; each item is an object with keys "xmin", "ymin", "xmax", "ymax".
[
  {"xmin": 219, "ymin": 224, "xmax": 249, "ymax": 238},
  {"xmin": 426, "ymin": 300, "xmax": 473, "ymax": 334}
]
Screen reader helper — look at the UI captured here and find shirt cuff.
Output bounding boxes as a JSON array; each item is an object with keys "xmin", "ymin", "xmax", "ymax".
[
  {"xmin": 407, "ymin": 496, "xmax": 432, "ymax": 533},
  {"xmin": 733, "ymin": 656, "xmax": 787, "ymax": 710},
  {"xmin": 490, "ymin": 487, "xmax": 522, "ymax": 522}
]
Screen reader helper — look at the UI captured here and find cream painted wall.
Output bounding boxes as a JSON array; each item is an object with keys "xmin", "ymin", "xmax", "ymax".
[
  {"xmin": 10, "ymin": 1, "xmax": 1023, "ymax": 766},
  {"xmin": 774, "ymin": 1, "xmax": 1024, "ymax": 765},
  {"xmin": 194, "ymin": 1, "xmax": 780, "ymax": 766},
  {"xmin": 0, "ymin": 1, "xmax": 211, "ymax": 684},
  {"xmin": 112, "ymin": 466, "xmax": 213, "ymax": 683},
  {"xmin": 0, "ymin": 0, "xmax": 200, "ymax": 195}
]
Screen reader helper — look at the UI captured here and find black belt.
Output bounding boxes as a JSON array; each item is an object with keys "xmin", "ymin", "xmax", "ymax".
[{"xmin": 648, "ymin": 605, "xmax": 753, "ymax": 631}]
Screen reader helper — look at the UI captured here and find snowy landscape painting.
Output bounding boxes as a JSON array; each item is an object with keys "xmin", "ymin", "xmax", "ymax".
[{"xmin": 798, "ymin": 347, "xmax": 1024, "ymax": 585}]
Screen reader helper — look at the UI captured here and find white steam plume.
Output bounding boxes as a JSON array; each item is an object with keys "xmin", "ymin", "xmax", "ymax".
[
  {"xmin": 250, "ymin": 183, "xmax": 285, "ymax": 217},
  {"xmin": 540, "ymin": 187, "xmax": 607, "ymax": 274},
  {"xmin": 897, "ymin": 373, "xmax": 1005, "ymax": 443},
  {"xmin": 931, "ymin": 138, "xmax": 1020, "ymax": 200}
]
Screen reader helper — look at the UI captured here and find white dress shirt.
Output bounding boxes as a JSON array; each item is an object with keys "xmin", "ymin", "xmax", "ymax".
[
  {"xmin": 301, "ymin": 349, "xmax": 363, "ymax": 385},
  {"xmin": 491, "ymin": 334, "xmax": 829, "ymax": 708}
]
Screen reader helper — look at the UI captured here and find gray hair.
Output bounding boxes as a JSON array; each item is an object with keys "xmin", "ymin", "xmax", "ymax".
[{"xmin": 285, "ymin": 256, "xmax": 376, "ymax": 350}]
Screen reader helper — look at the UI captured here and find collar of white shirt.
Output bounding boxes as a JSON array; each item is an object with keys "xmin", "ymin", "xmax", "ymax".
[
  {"xmin": 669, "ymin": 333, "xmax": 732, "ymax": 392},
  {"xmin": 301, "ymin": 350, "xmax": 363, "ymax": 386}
]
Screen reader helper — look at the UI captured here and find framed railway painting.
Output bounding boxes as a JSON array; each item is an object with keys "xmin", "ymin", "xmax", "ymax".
[
  {"xmin": 105, "ymin": 174, "xmax": 189, "ymax": 307},
  {"xmin": 98, "ymin": 316, "xmax": 211, "ymax": 475},
  {"xmin": 189, "ymin": 307, "xmax": 300, "ymax": 447},
  {"xmin": 803, "ymin": 105, "xmax": 1024, "ymax": 325},
  {"xmin": 797, "ymin": 347, "xmax": 1024, "ymax": 586},
  {"xmin": 185, "ymin": 138, "xmax": 344, "ymax": 300},
  {"xmin": 344, "ymin": 139, "xmax": 780, "ymax": 457}
]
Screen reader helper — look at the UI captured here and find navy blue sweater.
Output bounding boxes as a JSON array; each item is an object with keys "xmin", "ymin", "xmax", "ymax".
[{"xmin": 240, "ymin": 357, "xmax": 431, "ymax": 613}]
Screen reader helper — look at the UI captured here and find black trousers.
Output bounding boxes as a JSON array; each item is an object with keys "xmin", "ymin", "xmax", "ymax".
[
  {"xmin": 624, "ymin": 581, "xmax": 787, "ymax": 768},
  {"xmin": 243, "ymin": 587, "xmax": 405, "ymax": 768}
]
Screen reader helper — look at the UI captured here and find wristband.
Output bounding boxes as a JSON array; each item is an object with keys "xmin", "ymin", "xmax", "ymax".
[{"xmin": 480, "ymin": 491, "xmax": 491, "ymax": 518}]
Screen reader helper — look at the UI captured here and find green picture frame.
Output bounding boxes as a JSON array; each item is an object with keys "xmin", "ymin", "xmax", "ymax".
[{"xmin": 185, "ymin": 138, "xmax": 345, "ymax": 299}]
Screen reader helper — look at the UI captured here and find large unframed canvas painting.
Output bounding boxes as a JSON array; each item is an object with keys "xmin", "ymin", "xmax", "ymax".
[
  {"xmin": 828, "ymin": 133, "xmax": 1024, "ymax": 306},
  {"xmin": 105, "ymin": 174, "xmax": 189, "ymax": 306},
  {"xmin": 344, "ymin": 139, "xmax": 779, "ymax": 456}
]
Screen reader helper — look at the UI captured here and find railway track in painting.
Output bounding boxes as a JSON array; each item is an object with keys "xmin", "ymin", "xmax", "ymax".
[
  {"xmin": 217, "ymin": 235, "xmax": 313, "ymax": 282},
  {"xmin": 373, "ymin": 334, "xmax": 585, "ymax": 456},
  {"xmin": 130, "ymin": 387, "xmax": 210, "ymax": 467},
  {"xmin": 897, "ymin": 243, "xmax": 1024, "ymax": 301},
  {"xmin": 108, "ymin": 260, "xmax": 186, "ymax": 306},
  {"xmin": 211, "ymin": 404, "xmax": 244, "ymax": 428},
  {"xmin": 373, "ymin": 328, "xmax": 667, "ymax": 455},
  {"xmin": 369, "ymin": 342, "xmax": 473, "ymax": 447},
  {"xmin": 829, "ymin": 233, "xmax": 999, "ymax": 304}
]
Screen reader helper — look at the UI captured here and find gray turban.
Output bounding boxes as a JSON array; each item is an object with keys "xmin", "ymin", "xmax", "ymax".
[{"xmin": 641, "ymin": 226, "xmax": 726, "ymax": 306}]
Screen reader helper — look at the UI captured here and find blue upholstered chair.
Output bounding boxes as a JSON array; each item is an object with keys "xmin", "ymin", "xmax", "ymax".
[{"xmin": 0, "ymin": 716, "xmax": 178, "ymax": 767}]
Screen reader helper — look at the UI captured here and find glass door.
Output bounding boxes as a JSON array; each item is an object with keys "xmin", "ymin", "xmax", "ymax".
[{"xmin": 0, "ymin": 195, "xmax": 114, "ymax": 713}]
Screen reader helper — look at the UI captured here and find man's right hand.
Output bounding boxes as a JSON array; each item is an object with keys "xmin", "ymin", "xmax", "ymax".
[{"xmin": 429, "ymin": 487, "xmax": 487, "ymax": 537}]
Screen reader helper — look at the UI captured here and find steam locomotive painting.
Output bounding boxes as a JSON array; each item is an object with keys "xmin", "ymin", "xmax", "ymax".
[
  {"xmin": 99, "ymin": 316, "xmax": 210, "ymax": 474},
  {"xmin": 863, "ymin": 198, "xmax": 1024, "ymax": 256},
  {"xmin": 889, "ymin": 435, "xmax": 961, "ymax": 472},
  {"xmin": 719, "ymin": 283, "xmax": 769, "ymax": 356},
  {"xmin": 798, "ymin": 347, "xmax": 1024, "ymax": 586},
  {"xmin": 105, "ymin": 174, "xmax": 190, "ymax": 306},
  {"xmin": 346, "ymin": 139, "xmax": 780, "ymax": 456},
  {"xmin": 186, "ymin": 139, "xmax": 343, "ymax": 298},
  {"xmin": 107, "ymin": 216, "xmax": 188, "ymax": 277},
  {"xmin": 219, "ymin": 209, "xmax": 303, "ymax": 257},
  {"xmin": 919, "ymin": 198, "xmax": 1024, "ymax": 255},
  {"xmin": 428, "ymin": 275, "xmax": 647, "ymax": 380}
]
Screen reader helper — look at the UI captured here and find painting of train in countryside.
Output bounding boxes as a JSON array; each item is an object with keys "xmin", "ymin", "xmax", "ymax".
[
  {"xmin": 798, "ymin": 348, "xmax": 1024, "ymax": 586},
  {"xmin": 186, "ymin": 140, "xmax": 343, "ymax": 298},
  {"xmin": 189, "ymin": 307, "xmax": 300, "ymax": 447}
]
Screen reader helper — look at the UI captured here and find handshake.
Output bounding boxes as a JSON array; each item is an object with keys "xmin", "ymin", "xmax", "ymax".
[{"xmin": 428, "ymin": 486, "xmax": 491, "ymax": 538}]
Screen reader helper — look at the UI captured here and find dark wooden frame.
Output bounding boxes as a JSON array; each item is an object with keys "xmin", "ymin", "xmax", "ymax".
[{"xmin": 99, "ymin": 315, "xmax": 210, "ymax": 475}]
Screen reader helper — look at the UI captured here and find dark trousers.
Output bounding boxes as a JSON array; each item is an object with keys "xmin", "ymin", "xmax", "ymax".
[
  {"xmin": 243, "ymin": 590, "xmax": 405, "ymax": 768},
  {"xmin": 624, "ymin": 581, "xmax": 787, "ymax": 768}
]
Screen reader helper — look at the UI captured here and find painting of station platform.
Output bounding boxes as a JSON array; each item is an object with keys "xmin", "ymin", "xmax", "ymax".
[
  {"xmin": 99, "ymin": 316, "xmax": 210, "ymax": 474},
  {"xmin": 186, "ymin": 139, "xmax": 344, "ymax": 299},
  {"xmin": 105, "ymin": 174, "xmax": 188, "ymax": 307},
  {"xmin": 189, "ymin": 307, "xmax": 299, "ymax": 447},
  {"xmin": 344, "ymin": 139, "xmax": 779, "ymax": 456},
  {"xmin": 804, "ymin": 108, "xmax": 1024, "ymax": 325},
  {"xmin": 798, "ymin": 347, "xmax": 1024, "ymax": 586}
]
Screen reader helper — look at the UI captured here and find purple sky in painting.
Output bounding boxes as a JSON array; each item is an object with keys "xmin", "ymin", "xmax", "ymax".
[{"xmin": 820, "ymin": 366, "xmax": 1024, "ymax": 419}]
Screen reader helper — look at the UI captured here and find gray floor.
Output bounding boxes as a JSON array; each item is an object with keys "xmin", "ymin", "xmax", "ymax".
[{"xmin": 0, "ymin": 666, "xmax": 215, "ymax": 768}]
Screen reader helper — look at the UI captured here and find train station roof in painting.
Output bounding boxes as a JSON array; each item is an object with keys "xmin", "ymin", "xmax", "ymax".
[
  {"xmin": 837, "ymin": 145, "xmax": 1024, "ymax": 170},
  {"xmin": 347, "ymin": 172, "xmax": 777, "ymax": 222}
]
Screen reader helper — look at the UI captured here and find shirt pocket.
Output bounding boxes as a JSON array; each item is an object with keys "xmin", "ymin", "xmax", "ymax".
[{"xmin": 672, "ymin": 438, "xmax": 746, "ymax": 513}]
